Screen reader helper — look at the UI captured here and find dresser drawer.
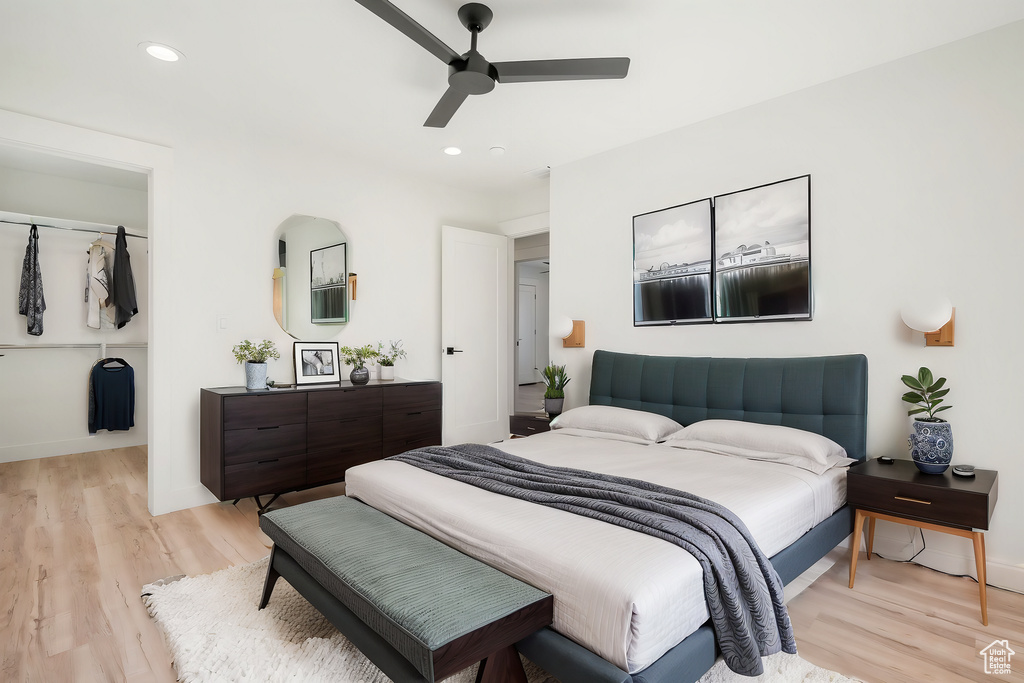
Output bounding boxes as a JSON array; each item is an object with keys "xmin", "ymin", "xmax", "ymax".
[
  {"xmin": 224, "ymin": 454, "xmax": 307, "ymax": 499},
  {"xmin": 223, "ymin": 393, "xmax": 306, "ymax": 430},
  {"xmin": 307, "ymin": 386, "xmax": 382, "ymax": 423},
  {"xmin": 383, "ymin": 409, "xmax": 441, "ymax": 456},
  {"xmin": 848, "ymin": 471, "xmax": 993, "ymax": 530},
  {"xmin": 223, "ymin": 423, "xmax": 306, "ymax": 466},
  {"xmin": 383, "ymin": 383, "xmax": 441, "ymax": 414},
  {"xmin": 307, "ymin": 415, "xmax": 382, "ymax": 454}
]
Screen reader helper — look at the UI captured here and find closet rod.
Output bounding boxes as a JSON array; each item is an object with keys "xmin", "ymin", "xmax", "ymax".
[
  {"xmin": 0, "ymin": 343, "xmax": 148, "ymax": 350},
  {"xmin": 0, "ymin": 218, "xmax": 148, "ymax": 240}
]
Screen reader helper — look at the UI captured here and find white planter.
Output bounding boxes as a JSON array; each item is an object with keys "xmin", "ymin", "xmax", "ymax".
[
  {"xmin": 379, "ymin": 365, "xmax": 395, "ymax": 381},
  {"xmin": 244, "ymin": 361, "xmax": 267, "ymax": 390}
]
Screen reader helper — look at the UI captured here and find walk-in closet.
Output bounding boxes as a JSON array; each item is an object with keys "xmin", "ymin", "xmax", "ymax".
[{"xmin": 0, "ymin": 146, "xmax": 149, "ymax": 463}]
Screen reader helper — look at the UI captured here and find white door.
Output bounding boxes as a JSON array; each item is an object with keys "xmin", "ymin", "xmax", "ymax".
[
  {"xmin": 441, "ymin": 226, "xmax": 509, "ymax": 444},
  {"xmin": 517, "ymin": 284, "xmax": 538, "ymax": 385}
]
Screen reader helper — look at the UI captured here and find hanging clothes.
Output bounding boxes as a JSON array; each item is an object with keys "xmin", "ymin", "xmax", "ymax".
[
  {"xmin": 18, "ymin": 224, "xmax": 46, "ymax": 336},
  {"xmin": 110, "ymin": 225, "xmax": 138, "ymax": 329},
  {"xmin": 85, "ymin": 239, "xmax": 116, "ymax": 329},
  {"xmin": 88, "ymin": 358, "xmax": 135, "ymax": 433}
]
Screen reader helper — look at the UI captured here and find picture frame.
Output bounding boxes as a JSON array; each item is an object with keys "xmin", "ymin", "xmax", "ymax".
[
  {"xmin": 293, "ymin": 341, "xmax": 341, "ymax": 385},
  {"xmin": 310, "ymin": 242, "xmax": 347, "ymax": 324},
  {"xmin": 633, "ymin": 198, "xmax": 714, "ymax": 326},
  {"xmin": 713, "ymin": 175, "xmax": 811, "ymax": 322}
]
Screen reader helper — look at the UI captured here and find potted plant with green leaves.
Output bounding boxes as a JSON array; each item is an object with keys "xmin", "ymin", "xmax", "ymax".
[
  {"xmin": 375, "ymin": 340, "xmax": 407, "ymax": 381},
  {"xmin": 542, "ymin": 363, "xmax": 570, "ymax": 417},
  {"xmin": 901, "ymin": 366, "xmax": 953, "ymax": 473},
  {"xmin": 232, "ymin": 339, "xmax": 280, "ymax": 390},
  {"xmin": 339, "ymin": 344, "xmax": 378, "ymax": 385}
]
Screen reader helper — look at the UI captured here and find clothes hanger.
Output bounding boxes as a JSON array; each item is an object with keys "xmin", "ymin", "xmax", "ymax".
[
  {"xmin": 101, "ymin": 357, "xmax": 128, "ymax": 368},
  {"xmin": 90, "ymin": 232, "xmax": 116, "ymax": 250}
]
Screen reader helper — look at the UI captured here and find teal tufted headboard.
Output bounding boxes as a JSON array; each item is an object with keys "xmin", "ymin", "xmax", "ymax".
[{"xmin": 589, "ymin": 350, "xmax": 868, "ymax": 461}]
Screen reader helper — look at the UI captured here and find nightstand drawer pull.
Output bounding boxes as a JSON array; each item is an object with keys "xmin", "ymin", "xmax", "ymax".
[{"xmin": 894, "ymin": 495, "xmax": 931, "ymax": 505}]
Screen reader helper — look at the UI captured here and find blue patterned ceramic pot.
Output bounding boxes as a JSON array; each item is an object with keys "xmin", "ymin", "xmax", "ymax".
[
  {"xmin": 245, "ymin": 361, "xmax": 268, "ymax": 390},
  {"xmin": 909, "ymin": 419, "xmax": 953, "ymax": 474}
]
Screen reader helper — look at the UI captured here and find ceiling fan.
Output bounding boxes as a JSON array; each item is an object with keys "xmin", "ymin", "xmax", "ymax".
[{"xmin": 353, "ymin": 0, "xmax": 631, "ymax": 128}]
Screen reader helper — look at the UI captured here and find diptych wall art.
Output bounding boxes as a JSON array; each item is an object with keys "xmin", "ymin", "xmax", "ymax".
[{"xmin": 633, "ymin": 175, "xmax": 810, "ymax": 326}]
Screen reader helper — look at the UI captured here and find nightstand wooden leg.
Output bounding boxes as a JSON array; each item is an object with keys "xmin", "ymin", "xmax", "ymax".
[
  {"xmin": 849, "ymin": 509, "xmax": 866, "ymax": 589},
  {"xmin": 973, "ymin": 531, "xmax": 988, "ymax": 626},
  {"xmin": 866, "ymin": 517, "xmax": 876, "ymax": 560}
]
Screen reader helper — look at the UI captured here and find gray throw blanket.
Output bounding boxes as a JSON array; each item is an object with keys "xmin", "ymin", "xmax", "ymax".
[{"xmin": 389, "ymin": 443, "xmax": 796, "ymax": 677}]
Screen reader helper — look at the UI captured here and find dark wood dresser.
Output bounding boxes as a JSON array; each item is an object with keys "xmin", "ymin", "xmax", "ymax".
[{"xmin": 201, "ymin": 379, "xmax": 441, "ymax": 504}]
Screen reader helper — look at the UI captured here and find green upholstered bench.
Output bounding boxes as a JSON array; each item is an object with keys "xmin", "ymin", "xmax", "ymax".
[{"xmin": 258, "ymin": 496, "xmax": 554, "ymax": 683}]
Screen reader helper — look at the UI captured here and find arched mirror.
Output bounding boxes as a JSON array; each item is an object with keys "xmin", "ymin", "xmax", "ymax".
[{"xmin": 273, "ymin": 214, "xmax": 349, "ymax": 340}]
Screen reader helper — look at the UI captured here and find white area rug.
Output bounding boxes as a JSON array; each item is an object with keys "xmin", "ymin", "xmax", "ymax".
[{"xmin": 142, "ymin": 557, "xmax": 860, "ymax": 683}]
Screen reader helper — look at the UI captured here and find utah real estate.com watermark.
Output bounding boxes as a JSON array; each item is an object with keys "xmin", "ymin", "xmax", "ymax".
[{"xmin": 981, "ymin": 640, "xmax": 1015, "ymax": 675}]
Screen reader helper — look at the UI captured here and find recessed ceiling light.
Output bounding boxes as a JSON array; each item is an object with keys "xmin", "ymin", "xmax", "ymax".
[
  {"xmin": 140, "ymin": 42, "xmax": 184, "ymax": 62},
  {"xmin": 443, "ymin": 146, "xmax": 462, "ymax": 156},
  {"xmin": 489, "ymin": 146, "xmax": 506, "ymax": 157}
]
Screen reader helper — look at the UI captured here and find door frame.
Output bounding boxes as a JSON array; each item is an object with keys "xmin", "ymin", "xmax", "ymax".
[{"xmin": 499, "ymin": 213, "xmax": 550, "ymax": 416}]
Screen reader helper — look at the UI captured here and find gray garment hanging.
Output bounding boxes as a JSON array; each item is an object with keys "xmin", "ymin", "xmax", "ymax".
[{"xmin": 18, "ymin": 224, "xmax": 46, "ymax": 336}]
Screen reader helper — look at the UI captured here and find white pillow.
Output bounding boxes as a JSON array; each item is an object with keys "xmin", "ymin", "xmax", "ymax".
[
  {"xmin": 662, "ymin": 419, "xmax": 850, "ymax": 473},
  {"xmin": 550, "ymin": 405, "xmax": 683, "ymax": 443}
]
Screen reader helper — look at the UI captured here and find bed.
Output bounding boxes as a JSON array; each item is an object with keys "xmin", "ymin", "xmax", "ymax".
[{"xmin": 346, "ymin": 350, "xmax": 868, "ymax": 683}]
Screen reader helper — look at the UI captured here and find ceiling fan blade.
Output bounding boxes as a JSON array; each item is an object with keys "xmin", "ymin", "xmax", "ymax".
[
  {"xmin": 424, "ymin": 87, "xmax": 469, "ymax": 128},
  {"xmin": 493, "ymin": 57, "xmax": 630, "ymax": 83},
  {"xmin": 353, "ymin": 0, "xmax": 460, "ymax": 64}
]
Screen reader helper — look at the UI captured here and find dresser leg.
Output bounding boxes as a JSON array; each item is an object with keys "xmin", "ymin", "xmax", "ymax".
[
  {"xmin": 973, "ymin": 531, "xmax": 988, "ymax": 626},
  {"xmin": 866, "ymin": 517, "xmax": 876, "ymax": 560},
  {"xmin": 849, "ymin": 509, "xmax": 866, "ymax": 589}
]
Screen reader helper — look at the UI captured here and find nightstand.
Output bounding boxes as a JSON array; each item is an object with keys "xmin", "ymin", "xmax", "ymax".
[
  {"xmin": 847, "ymin": 458, "xmax": 998, "ymax": 624},
  {"xmin": 509, "ymin": 413, "xmax": 550, "ymax": 438}
]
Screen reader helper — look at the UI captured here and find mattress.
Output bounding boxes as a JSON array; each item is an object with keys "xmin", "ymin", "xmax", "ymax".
[{"xmin": 344, "ymin": 429, "xmax": 847, "ymax": 673}]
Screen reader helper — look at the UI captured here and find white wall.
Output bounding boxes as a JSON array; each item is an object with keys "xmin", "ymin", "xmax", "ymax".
[
  {"xmin": 0, "ymin": 167, "xmax": 149, "ymax": 461},
  {"xmin": 549, "ymin": 22, "xmax": 1024, "ymax": 591}
]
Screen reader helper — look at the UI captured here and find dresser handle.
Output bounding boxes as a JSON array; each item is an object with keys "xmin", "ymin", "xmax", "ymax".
[
  {"xmin": 257, "ymin": 458, "xmax": 280, "ymax": 465},
  {"xmin": 894, "ymin": 495, "xmax": 931, "ymax": 505},
  {"xmin": 257, "ymin": 426, "xmax": 280, "ymax": 431}
]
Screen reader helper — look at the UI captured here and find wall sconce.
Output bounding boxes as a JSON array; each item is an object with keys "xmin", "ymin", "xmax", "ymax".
[
  {"xmin": 901, "ymin": 296, "xmax": 955, "ymax": 347},
  {"xmin": 554, "ymin": 316, "xmax": 585, "ymax": 348}
]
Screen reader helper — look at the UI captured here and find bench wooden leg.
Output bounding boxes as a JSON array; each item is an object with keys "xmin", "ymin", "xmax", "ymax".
[
  {"xmin": 259, "ymin": 545, "xmax": 280, "ymax": 610},
  {"xmin": 475, "ymin": 645, "xmax": 527, "ymax": 683}
]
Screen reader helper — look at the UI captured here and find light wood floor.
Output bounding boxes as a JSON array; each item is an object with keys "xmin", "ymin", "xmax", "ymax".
[{"xmin": 1, "ymin": 447, "xmax": 1022, "ymax": 682}]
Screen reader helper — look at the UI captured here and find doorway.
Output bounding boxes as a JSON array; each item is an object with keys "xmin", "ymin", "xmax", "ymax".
[{"xmin": 513, "ymin": 232, "xmax": 549, "ymax": 415}]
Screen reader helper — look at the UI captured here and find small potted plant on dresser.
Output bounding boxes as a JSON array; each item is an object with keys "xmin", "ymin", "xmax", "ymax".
[
  {"xmin": 232, "ymin": 339, "xmax": 280, "ymax": 390},
  {"xmin": 541, "ymin": 363, "xmax": 570, "ymax": 417},
  {"xmin": 901, "ymin": 366, "xmax": 953, "ymax": 473},
  {"xmin": 376, "ymin": 340, "xmax": 407, "ymax": 381},
  {"xmin": 339, "ymin": 344, "xmax": 378, "ymax": 385}
]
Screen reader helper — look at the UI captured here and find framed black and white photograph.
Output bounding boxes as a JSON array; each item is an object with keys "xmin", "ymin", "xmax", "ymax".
[
  {"xmin": 633, "ymin": 198, "xmax": 714, "ymax": 325},
  {"xmin": 713, "ymin": 175, "xmax": 811, "ymax": 322},
  {"xmin": 310, "ymin": 242, "xmax": 347, "ymax": 324},
  {"xmin": 293, "ymin": 341, "xmax": 340, "ymax": 385}
]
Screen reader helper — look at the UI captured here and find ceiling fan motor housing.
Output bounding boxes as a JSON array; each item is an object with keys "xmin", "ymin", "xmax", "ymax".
[{"xmin": 449, "ymin": 50, "xmax": 497, "ymax": 94}]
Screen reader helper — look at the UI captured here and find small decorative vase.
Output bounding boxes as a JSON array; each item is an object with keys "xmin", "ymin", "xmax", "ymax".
[
  {"xmin": 245, "ymin": 361, "xmax": 268, "ymax": 390},
  {"xmin": 909, "ymin": 419, "xmax": 953, "ymax": 474},
  {"xmin": 380, "ymin": 365, "xmax": 395, "ymax": 381},
  {"xmin": 544, "ymin": 397, "xmax": 564, "ymax": 418},
  {"xmin": 350, "ymin": 366, "xmax": 370, "ymax": 385}
]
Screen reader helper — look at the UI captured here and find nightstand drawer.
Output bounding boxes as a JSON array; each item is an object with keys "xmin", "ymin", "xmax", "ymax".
[
  {"xmin": 848, "ymin": 467, "xmax": 995, "ymax": 530},
  {"xmin": 510, "ymin": 414, "xmax": 550, "ymax": 436}
]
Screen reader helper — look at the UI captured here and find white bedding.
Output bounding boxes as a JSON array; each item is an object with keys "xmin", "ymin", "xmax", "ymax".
[{"xmin": 344, "ymin": 430, "xmax": 847, "ymax": 673}]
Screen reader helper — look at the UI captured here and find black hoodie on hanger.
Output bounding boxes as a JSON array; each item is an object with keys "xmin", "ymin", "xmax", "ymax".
[{"xmin": 110, "ymin": 225, "xmax": 138, "ymax": 328}]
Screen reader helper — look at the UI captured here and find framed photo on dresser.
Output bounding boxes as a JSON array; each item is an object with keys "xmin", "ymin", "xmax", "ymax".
[{"xmin": 293, "ymin": 341, "xmax": 340, "ymax": 385}]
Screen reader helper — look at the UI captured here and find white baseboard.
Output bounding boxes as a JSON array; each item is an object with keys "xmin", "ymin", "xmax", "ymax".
[
  {"xmin": 0, "ymin": 435, "xmax": 147, "ymax": 464},
  {"xmin": 868, "ymin": 525, "xmax": 1024, "ymax": 595}
]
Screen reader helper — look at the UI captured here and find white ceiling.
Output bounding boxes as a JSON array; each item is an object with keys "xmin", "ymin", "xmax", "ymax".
[{"xmin": 2, "ymin": 1, "xmax": 1023, "ymax": 197}]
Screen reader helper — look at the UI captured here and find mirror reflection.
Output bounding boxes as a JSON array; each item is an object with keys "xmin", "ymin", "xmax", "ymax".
[{"xmin": 273, "ymin": 214, "xmax": 348, "ymax": 340}]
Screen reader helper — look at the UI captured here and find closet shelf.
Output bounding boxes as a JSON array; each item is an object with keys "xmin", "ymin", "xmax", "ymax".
[{"xmin": 0, "ymin": 343, "xmax": 148, "ymax": 350}]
